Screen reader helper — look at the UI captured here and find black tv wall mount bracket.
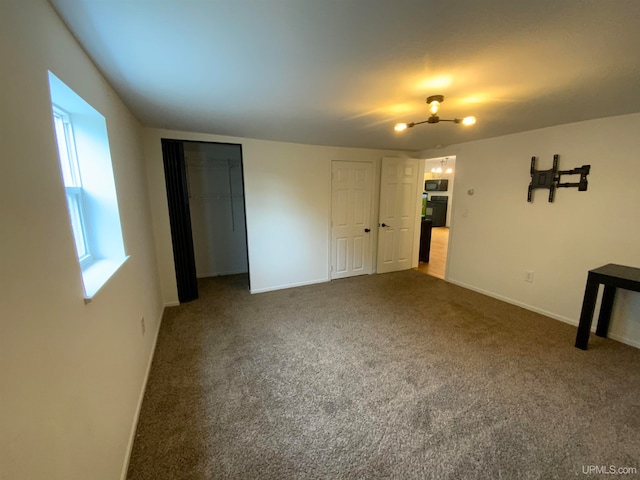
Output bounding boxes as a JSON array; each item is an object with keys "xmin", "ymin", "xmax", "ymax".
[{"xmin": 527, "ymin": 154, "xmax": 590, "ymax": 203}]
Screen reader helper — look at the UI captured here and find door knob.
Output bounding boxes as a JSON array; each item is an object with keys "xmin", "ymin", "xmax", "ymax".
[
  {"xmin": 381, "ymin": 223, "xmax": 389, "ymax": 227},
  {"xmin": 364, "ymin": 228, "xmax": 370, "ymax": 233}
]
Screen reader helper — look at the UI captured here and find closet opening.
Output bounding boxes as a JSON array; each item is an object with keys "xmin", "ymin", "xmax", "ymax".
[{"xmin": 161, "ymin": 139, "xmax": 250, "ymax": 302}]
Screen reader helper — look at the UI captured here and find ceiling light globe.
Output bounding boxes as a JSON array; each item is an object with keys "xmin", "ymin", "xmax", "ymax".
[
  {"xmin": 429, "ymin": 101, "xmax": 440, "ymax": 115},
  {"xmin": 462, "ymin": 116, "xmax": 476, "ymax": 126},
  {"xmin": 394, "ymin": 123, "xmax": 408, "ymax": 132}
]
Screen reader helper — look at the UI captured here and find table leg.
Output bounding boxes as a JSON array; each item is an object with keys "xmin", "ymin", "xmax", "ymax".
[
  {"xmin": 575, "ymin": 276, "xmax": 599, "ymax": 350},
  {"xmin": 595, "ymin": 285, "xmax": 616, "ymax": 338}
]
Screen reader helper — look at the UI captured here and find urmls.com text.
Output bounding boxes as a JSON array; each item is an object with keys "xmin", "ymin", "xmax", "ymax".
[{"xmin": 582, "ymin": 465, "xmax": 637, "ymax": 475}]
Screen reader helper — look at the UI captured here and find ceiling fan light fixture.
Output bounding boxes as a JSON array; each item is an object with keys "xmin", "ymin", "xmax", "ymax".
[
  {"xmin": 426, "ymin": 95, "xmax": 444, "ymax": 115},
  {"xmin": 394, "ymin": 95, "xmax": 476, "ymax": 133},
  {"xmin": 394, "ymin": 122, "xmax": 415, "ymax": 131}
]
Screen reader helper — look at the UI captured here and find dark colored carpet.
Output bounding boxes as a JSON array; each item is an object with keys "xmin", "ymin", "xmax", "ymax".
[{"xmin": 127, "ymin": 270, "xmax": 640, "ymax": 479}]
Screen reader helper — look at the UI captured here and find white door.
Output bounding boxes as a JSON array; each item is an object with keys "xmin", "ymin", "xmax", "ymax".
[
  {"xmin": 331, "ymin": 161, "xmax": 373, "ymax": 279},
  {"xmin": 377, "ymin": 157, "xmax": 420, "ymax": 273}
]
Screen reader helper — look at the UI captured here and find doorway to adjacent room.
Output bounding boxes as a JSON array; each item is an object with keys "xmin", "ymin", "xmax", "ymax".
[
  {"xmin": 416, "ymin": 156, "xmax": 455, "ymax": 280},
  {"xmin": 416, "ymin": 227, "xmax": 449, "ymax": 279}
]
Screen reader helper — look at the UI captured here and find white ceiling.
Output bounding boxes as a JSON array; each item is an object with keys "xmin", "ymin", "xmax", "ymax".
[{"xmin": 49, "ymin": 0, "xmax": 640, "ymax": 152}]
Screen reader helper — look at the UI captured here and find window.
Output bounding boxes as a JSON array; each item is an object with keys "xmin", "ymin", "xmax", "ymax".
[
  {"xmin": 52, "ymin": 107, "xmax": 92, "ymax": 266},
  {"xmin": 49, "ymin": 72, "xmax": 128, "ymax": 300}
]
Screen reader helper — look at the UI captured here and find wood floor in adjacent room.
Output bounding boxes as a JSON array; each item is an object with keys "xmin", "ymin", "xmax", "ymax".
[{"xmin": 416, "ymin": 226, "xmax": 449, "ymax": 279}]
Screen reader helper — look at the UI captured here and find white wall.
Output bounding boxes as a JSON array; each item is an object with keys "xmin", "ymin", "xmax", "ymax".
[
  {"xmin": 143, "ymin": 128, "xmax": 412, "ymax": 301},
  {"xmin": 420, "ymin": 113, "xmax": 640, "ymax": 348},
  {"xmin": 0, "ymin": 2, "xmax": 164, "ymax": 480}
]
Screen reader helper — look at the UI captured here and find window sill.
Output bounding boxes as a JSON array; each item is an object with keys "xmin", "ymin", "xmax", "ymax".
[{"xmin": 82, "ymin": 256, "xmax": 130, "ymax": 303}]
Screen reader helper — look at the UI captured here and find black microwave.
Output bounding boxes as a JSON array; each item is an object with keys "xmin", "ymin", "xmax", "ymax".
[{"xmin": 425, "ymin": 179, "xmax": 448, "ymax": 191}]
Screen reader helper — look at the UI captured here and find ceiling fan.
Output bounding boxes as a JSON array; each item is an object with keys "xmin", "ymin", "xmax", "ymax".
[{"xmin": 394, "ymin": 95, "xmax": 476, "ymax": 132}]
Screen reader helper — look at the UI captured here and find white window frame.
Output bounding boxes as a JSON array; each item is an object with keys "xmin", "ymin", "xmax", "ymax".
[{"xmin": 52, "ymin": 106, "xmax": 94, "ymax": 268}]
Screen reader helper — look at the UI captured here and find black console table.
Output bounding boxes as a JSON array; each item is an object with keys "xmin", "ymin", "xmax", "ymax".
[
  {"xmin": 575, "ymin": 264, "xmax": 640, "ymax": 350},
  {"xmin": 419, "ymin": 218, "xmax": 433, "ymax": 263}
]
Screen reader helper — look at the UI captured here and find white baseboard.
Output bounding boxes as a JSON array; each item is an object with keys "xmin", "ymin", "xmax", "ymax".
[
  {"xmin": 608, "ymin": 332, "xmax": 640, "ymax": 349},
  {"xmin": 164, "ymin": 301, "xmax": 180, "ymax": 307},
  {"xmin": 447, "ymin": 278, "xmax": 640, "ymax": 350},
  {"xmin": 119, "ymin": 306, "xmax": 165, "ymax": 480},
  {"xmin": 250, "ymin": 277, "xmax": 328, "ymax": 294}
]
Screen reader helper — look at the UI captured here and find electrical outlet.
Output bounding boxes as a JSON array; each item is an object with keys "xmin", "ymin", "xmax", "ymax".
[
  {"xmin": 140, "ymin": 317, "xmax": 146, "ymax": 336},
  {"xmin": 524, "ymin": 270, "xmax": 535, "ymax": 283}
]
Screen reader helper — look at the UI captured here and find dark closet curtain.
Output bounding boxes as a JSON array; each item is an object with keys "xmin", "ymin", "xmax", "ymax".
[{"xmin": 161, "ymin": 139, "xmax": 198, "ymax": 303}]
